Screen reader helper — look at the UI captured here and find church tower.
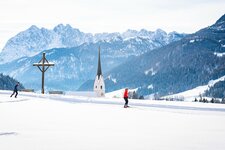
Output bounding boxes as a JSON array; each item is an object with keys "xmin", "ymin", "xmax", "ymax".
[{"xmin": 93, "ymin": 47, "xmax": 105, "ymax": 97}]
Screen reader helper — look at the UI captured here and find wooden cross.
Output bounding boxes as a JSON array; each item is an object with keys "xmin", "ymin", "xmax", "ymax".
[{"xmin": 33, "ymin": 52, "xmax": 54, "ymax": 94}]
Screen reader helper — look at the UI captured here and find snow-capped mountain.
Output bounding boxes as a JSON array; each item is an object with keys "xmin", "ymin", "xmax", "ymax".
[
  {"xmin": 0, "ymin": 35, "xmax": 182, "ymax": 91},
  {"xmin": 0, "ymin": 24, "xmax": 185, "ymax": 64},
  {"xmin": 79, "ymin": 14, "xmax": 225, "ymax": 98},
  {"xmin": 0, "ymin": 24, "xmax": 92, "ymax": 64},
  {"xmin": 1, "ymin": 14, "xmax": 225, "ymax": 98},
  {"xmin": 111, "ymin": 14, "xmax": 225, "ymax": 96}
]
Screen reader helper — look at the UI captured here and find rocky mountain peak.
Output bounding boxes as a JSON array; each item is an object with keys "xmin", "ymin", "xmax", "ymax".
[
  {"xmin": 215, "ymin": 14, "xmax": 225, "ymax": 24},
  {"xmin": 0, "ymin": 24, "xmax": 186, "ymax": 64},
  {"xmin": 28, "ymin": 25, "xmax": 39, "ymax": 31},
  {"xmin": 53, "ymin": 24, "xmax": 80, "ymax": 33},
  {"xmin": 155, "ymin": 29, "xmax": 167, "ymax": 35}
]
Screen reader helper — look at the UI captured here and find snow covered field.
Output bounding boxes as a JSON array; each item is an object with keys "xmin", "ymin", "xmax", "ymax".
[{"xmin": 1, "ymin": 90, "xmax": 225, "ymax": 150}]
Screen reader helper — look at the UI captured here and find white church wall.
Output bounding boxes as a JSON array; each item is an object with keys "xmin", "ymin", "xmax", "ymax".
[{"xmin": 94, "ymin": 75, "xmax": 105, "ymax": 97}]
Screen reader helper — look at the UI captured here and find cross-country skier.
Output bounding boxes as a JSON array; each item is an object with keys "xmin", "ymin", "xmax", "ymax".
[
  {"xmin": 10, "ymin": 82, "xmax": 20, "ymax": 98},
  {"xmin": 123, "ymin": 88, "xmax": 129, "ymax": 108}
]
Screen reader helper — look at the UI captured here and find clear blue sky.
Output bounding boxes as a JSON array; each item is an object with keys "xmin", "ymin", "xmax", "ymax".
[{"xmin": 0, "ymin": 0, "xmax": 224, "ymax": 49}]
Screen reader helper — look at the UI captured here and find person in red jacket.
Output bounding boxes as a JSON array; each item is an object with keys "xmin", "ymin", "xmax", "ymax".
[{"xmin": 123, "ymin": 88, "xmax": 129, "ymax": 108}]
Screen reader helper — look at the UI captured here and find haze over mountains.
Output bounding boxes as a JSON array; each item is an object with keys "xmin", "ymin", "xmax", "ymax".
[
  {"xmin": 0, "ymin": 14, "xmax": 225, "ymax": 98},
  {"xmin": 0, "ymin": 25, "xmax": 184, "ymax": 64},
  {"xmin": 0, "ymin": 25, "xmax": 185, "ymax": 91}
]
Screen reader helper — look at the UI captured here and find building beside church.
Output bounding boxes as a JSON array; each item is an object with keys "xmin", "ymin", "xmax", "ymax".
[{"xmin": 93, "ymin": 47, "xmax": 105, "ymax": 97}]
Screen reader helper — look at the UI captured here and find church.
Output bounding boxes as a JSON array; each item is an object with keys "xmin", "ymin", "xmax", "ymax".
[{"xmin": 93, "ymin": 47, "xmax": 105, "ymax": 97}]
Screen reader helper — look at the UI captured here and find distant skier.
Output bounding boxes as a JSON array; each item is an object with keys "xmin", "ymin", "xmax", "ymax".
[
  {"xmin": 123, "ymin": 88, "xmax": 129, "ymax": 108},
  {"xmin": 10, "ymin": 82, "xmax": 20, "ymax": 98}
]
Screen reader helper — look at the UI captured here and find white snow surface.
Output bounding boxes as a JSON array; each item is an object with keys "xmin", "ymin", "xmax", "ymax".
[
  {"xmin": 1, "ymin": 90, "xmax": 225, "ymax": 150},
  {"xmin": 105, "ymin": 88, "xmax": 125, "ymax": 98},
  {"xmin": 144, "ymin": 67, "xmax": 157, "ymax": 76},
  {"xmin": 147, "ymin": 84, "xmax": 154, "ymax": 89},
  {"xmin": 107, "ymin": 75, "xmax": 117, "ymax": 84},
  {"xmin": 189, "ymin": 39, "xmax": 195, "ymax": 43},
  {"xmin": 214, "ymin": 52, "xmax": 225, "ymax": 57}
]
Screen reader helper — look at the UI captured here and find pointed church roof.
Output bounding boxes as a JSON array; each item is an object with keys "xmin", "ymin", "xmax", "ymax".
[{"xmin": 97, "ymin": 46, "xmax": 102, "ymax": 79}]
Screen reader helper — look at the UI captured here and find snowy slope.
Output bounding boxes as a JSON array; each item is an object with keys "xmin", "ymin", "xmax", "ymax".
[
  {"xmin": 105, "ymin": 88, "xmax": 137, "ymax": 98},
  {"xmin": 1, "ymin": 90, "xmax": 225, "ymax": 150},
  {"xmin": 163, "ymin": 75, "xmax": 225, "ymax": 101}
]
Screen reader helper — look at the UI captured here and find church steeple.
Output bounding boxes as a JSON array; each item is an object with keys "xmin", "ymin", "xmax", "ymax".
[
  {"xmin": 93, "ymin": 46, "xmax": 105, "ymax": 97},
  {"xmin": 97, "ymin": 46, "xmax": 102, "ymax": 79}
]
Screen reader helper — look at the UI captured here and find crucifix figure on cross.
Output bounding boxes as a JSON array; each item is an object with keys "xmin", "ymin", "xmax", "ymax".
[{"xmin": 33, "ymin": 52, "xmax": 54, "ymax": 94}]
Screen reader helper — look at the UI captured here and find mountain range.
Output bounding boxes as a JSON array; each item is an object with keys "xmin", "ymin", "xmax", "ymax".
[
  {"xmin": 0, "ymin": 14, "xmax": 225, "ymax": 98},
  {"xmin": 0, "ymin": 24, "xmax": 184, "ymax": 64},
  {"xmin": 79, "ymin": 14, "xmax": 225, "ymax": 98},
  {"xmin": 0, "ymin": 25, "xmax": 185, "ymax": 91}
]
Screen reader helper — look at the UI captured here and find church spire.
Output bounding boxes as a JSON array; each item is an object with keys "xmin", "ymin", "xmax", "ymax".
[
  {"xmin": 97, "ymin": 46, "xmax": 102, "ymax": 79},
  {"xmin": 93, "ymin": 46, "xmax": 105, "ymax": 97}
]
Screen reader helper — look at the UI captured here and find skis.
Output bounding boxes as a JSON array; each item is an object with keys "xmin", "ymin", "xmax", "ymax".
[{"xmin": 124, "ymin": 105, "xmax": 130, "ymax": 108}]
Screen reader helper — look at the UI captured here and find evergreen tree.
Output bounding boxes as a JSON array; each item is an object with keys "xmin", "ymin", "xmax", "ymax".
[{"xmin": 0, "ymin": 73, "xmax": 25, "ymax": 90}]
